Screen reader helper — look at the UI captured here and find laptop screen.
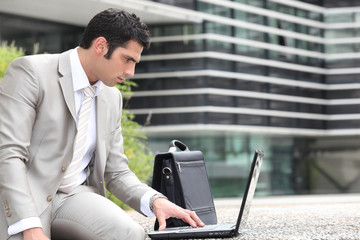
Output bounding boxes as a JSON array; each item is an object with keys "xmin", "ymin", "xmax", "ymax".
[{"xmin": 235, "ymin": 150, "xmax": 264, "ymax": 232}]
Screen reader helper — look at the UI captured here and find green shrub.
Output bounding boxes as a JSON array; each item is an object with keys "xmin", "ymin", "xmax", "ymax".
[{"xmin": 0, "ymin": 42, "xmax": 24, "ymax": 80}]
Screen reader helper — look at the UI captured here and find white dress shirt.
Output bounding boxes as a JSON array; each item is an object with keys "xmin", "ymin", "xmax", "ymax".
[
  {"xmin": 8, "ymin": 48, "xmax": 154, "ymax": 236},
  {"xmin": 70, "ymin": 48, "xmax": 102, "ymax": 188}
]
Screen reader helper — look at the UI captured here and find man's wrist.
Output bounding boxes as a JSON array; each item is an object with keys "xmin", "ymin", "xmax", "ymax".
[
  {"xmin": 8, "ymin": 217, "xmax": 42, "ymax": 236},
  {"xmin": 149, "ymin": 193, "xmax": 168, "ymax": 212}
]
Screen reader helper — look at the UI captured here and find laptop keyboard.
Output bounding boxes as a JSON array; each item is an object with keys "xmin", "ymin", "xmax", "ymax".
[{"xmin": 162, "ymin": 224, "xmax": 235, "ymax": 233}]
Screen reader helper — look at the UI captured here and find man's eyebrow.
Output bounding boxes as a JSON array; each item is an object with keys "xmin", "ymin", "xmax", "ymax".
[
  {"xmin": 131, "ymin": 57, "xmax": 139, "ymax": 64},
  {"xmin": 125, "ymin": 55, "xmax": 139, "ymax": 64}
]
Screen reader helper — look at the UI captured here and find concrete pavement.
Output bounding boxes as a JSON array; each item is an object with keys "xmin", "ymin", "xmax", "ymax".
[{"xmin": 127, "ymin": 194, "xmax": 360, "ymax": 239}]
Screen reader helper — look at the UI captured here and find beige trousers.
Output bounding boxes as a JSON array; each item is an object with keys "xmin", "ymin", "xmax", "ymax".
[{"xmin": 8, "ymin": 185, "xmax": 146, "ymax": 240}]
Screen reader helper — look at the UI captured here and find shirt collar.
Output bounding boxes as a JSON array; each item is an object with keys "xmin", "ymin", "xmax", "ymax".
[{"xmin": 70, "ymin": 47, "xmax": 102, "ymax": 96}]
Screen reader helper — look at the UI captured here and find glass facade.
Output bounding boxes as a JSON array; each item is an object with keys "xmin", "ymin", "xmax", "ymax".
[
  {"xmin": 134, "ymin": 0, "xmax": 360, "ymax": 196},
  {"xmin": 0, "ymin": 13, "xmax": 83, "ymax": 54},
  {"xmin": 149, "ymin": 134, "xmax": 294, "ymax": 197},
  {"xmin": 147, "ymin": 134, "xmax": 360, "ymax": 197}
]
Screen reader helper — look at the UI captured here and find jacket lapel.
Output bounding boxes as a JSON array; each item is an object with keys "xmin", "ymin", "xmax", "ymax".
[
  {"xmin": 58, "ymin": 50, "xmax": 76, "ymax": 122},
  {"xmin": 90, "ymin": 91, "xmax": 108, "ymax": 195},
  {"xmin": 96, "ymin": 92, "xmax": 108, "ymax": 142}
]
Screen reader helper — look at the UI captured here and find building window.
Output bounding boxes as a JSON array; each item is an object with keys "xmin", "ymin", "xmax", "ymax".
[{"xmin": 0, "ymin": 13, "xmax": 83, "ymax": 54}]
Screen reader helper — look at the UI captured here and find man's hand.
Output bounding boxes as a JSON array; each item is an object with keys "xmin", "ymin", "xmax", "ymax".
[
  {"xmin": 152, "ymin": 198, "xmax": 205, "ymax": 231},
  {"xmin": 23, "ymin": 227, "xmax": 50, "ymax": 240}
]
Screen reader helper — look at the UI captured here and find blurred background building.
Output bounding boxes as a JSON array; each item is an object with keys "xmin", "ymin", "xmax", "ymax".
[{"xmin": 1, "ymin": 0, "xmax": 360, "ymax": 197}]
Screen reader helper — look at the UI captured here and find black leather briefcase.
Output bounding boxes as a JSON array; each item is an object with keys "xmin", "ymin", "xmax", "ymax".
[{"xmin": 151, "ymin": 140, "xmax": 217, "ymax": 230}]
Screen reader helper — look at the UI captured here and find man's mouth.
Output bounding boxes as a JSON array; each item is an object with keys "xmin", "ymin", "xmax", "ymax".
[{"xmin": 117, "ymin": 77, "xmax": 124, "ymax": 83}]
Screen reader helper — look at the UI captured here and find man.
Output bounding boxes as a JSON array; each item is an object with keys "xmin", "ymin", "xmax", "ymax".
[{"xmin": 0, "ymin": 8, "xmax": 204, "ymax": 240}]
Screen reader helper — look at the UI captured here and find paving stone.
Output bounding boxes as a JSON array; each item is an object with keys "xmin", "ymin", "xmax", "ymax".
[{"xmin": 126, "ymin": 194, "xmax": 360, "ymax": 240}]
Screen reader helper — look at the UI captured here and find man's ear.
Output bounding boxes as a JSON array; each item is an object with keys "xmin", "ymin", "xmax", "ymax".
[{"xmin": 93, "ymin": 37, "xmax": 109, "ymax": 56}]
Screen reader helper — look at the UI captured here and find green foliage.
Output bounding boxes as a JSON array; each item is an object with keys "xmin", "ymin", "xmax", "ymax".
[
  {"xmin": 0, "ymin": 42, "xmax": 24, "ymax": 80},
  {"xmin": 116, "ymin": 79, "xmax": 153, "ymax": 183},
  {"xmin": 107, "ymin": 80, "xmax": 154, "ymax": 210}
]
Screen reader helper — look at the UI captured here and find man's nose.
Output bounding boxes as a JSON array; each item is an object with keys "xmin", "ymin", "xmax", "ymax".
[{"xmin": 124, "ymin": 65, "xmax": 135, "ymax": 78}]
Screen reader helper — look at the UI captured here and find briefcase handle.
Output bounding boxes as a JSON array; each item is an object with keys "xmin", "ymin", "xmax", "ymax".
[{"xmin": 168, "ymin": 140, "xmax": 190, "ymax": 152}]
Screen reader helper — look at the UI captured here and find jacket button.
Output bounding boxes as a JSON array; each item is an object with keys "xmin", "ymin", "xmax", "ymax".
[
  {"xmin": 6, "ymin": 210, "xmax": 11, "ymax": 217},
  {"xmin": 61, "ymin": 166, "xmax": 67, "ymax": 172},
  {"xmin": 46, "ymin": 195, "xmax": 53, "ymax": 202},
  {"xmin": 3, "ymin": 200, "xmax": 9, "ymax": 210}
]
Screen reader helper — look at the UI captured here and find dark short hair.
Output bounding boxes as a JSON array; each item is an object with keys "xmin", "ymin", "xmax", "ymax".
[{"xmin": 79, "ymin": 8, "xmax": 150, "ymax": 59}]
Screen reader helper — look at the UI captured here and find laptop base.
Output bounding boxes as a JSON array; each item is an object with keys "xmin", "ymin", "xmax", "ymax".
[{"xmin": 148, "ymin": 224, "xmax": 238, "ymax": 239}]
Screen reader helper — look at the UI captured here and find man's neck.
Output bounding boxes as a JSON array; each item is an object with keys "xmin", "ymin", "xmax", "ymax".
[{"xmin": 77, "ymin": 47, "xmax": 98, "ymax": 85}]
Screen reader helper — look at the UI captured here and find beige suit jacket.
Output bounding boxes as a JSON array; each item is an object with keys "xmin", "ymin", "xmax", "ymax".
[{"xmin": 0, "ymin": 50, "xmax": 154, "ymax": 236}]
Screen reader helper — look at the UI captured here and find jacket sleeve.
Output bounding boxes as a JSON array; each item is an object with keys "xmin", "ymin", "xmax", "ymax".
[
  {"xmin": 103, "ymin": 89, "xmax": 156, "ymax": 213},
  {"xmin": 0, "ymin": 57, "xmax": 40, "ymax": 225}
]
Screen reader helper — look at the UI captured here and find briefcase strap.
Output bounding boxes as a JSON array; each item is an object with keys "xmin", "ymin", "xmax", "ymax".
[
  {"xmin": 162, "ymin": 159, "xmax": 176, "ymax": 202},
  {"xmin": 168, "ymin": 140, "xmax": 190, "ymax": 152}
]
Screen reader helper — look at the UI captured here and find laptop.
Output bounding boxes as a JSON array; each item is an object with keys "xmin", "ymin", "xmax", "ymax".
[{"xmin": 147, "ymin": 149, "xmax": 264, "ymax": 239}]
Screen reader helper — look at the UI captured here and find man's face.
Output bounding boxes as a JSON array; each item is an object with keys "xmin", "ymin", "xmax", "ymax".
[{"xmin": 94, "ymin": 40, "xmax": 143, "ymax": 87}]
